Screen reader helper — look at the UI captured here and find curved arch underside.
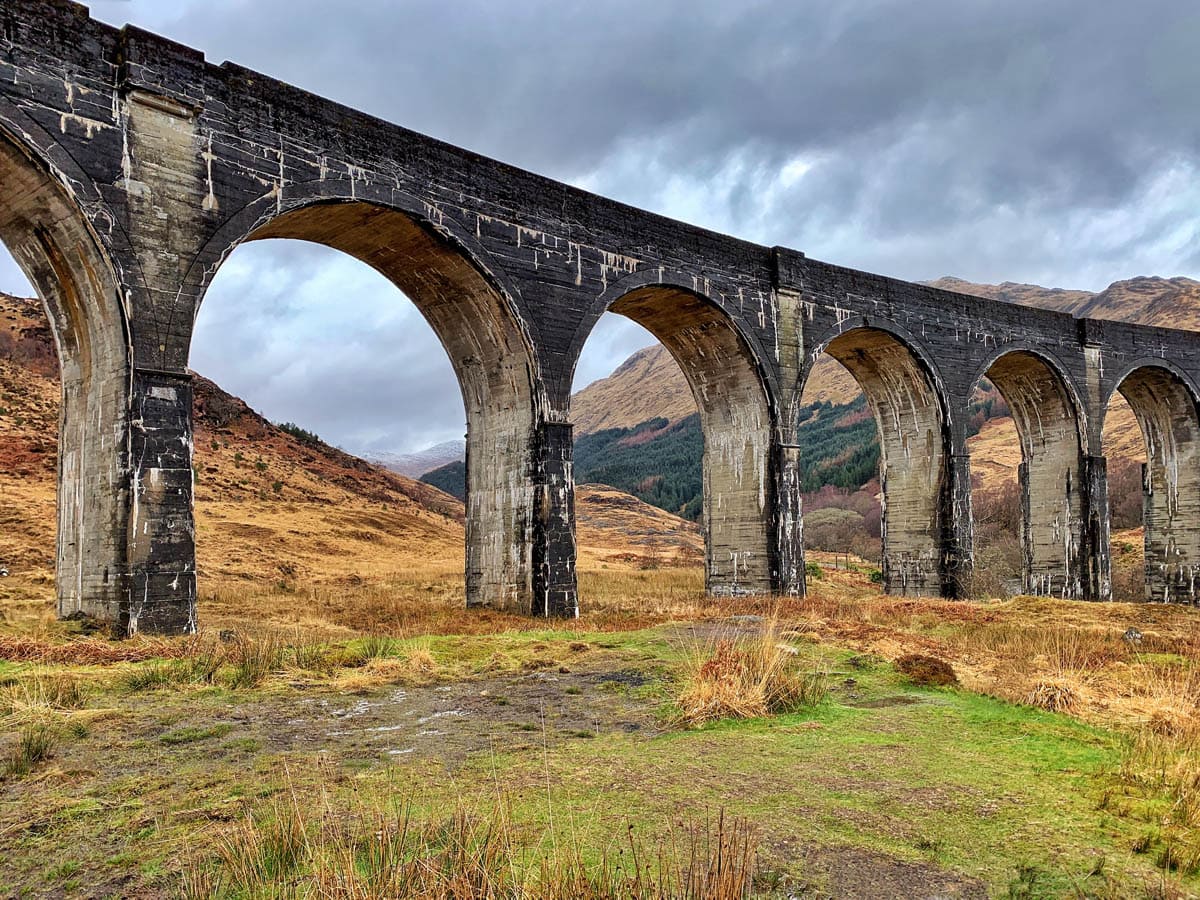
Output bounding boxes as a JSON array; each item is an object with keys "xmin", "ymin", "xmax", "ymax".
[
  {"xmin": 984, "ymin": 352, "xmax": 1085, "ymax": 598},
  {"xmin": 0, "ymin": 134, "xmax": 130, "ymax": 623},
  {"xmin": 607, "ymin": 287, "xmax": 772, "ymax": 594},
  {"xmin": 248, "ymin": 202, "xmax": 542, "ymax": 612},
  {"xmin": 1115, "ymin": 368, "xmax": 1200, "ymax": 602},
  {"xmin": 822, "ymin": 328, "xmax": 946, "ymax": 596}
]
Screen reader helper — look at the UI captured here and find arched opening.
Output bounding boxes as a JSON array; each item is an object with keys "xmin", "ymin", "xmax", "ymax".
[
  {"xmin": 0, "ymin": 129, "xmax": 130, "ymax": 627},
  {"xmin": 566, "ymin": 313, "xmax": 705, "ymax": 601},
  {"xmin": 195, "ymin": 200, "xmax": 543, "ymax": 614},
  {"xmin": 963, "ymin": 380, "xmax": 1022, "ymax": 598},
  {"xmin": 803, "ymin": 327, "xmax": 947, "ymax": 596},
  {"xmin": 973, "ymin": 351, "xmax": 1085, "ymax": 598},
  {"xmin": 1104, "ymin": 366, "xmax": 1200, "ymax": 603},
  {"xmin": 1101, "ymin": 388, "xmax": 1147, "ymax": 600},
  {"xmin": 570, "ymin": 286, "xmax": 773, "ymax": 596}
]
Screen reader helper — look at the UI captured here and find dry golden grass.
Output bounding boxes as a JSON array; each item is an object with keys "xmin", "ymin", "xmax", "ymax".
[
  {"xmin": 0, "ymin": 668, "xmax": 86, "ymax": 723},
  {"xmin": 0, "ymin": 633, "xmax": 187, "ymax": 664},
  {"xmin": 182, "ymin": 769, "xmax": 759, "ymax": 900},
  {"xmin": 675, "ymin": 619, "xmax": 829, "ymax": 727},
  {"xmin": 10, "ymin": 545, "xmax": 1200, "ymax": 750}
]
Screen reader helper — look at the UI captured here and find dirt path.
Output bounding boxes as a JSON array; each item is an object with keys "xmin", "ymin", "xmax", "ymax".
[{"xmin": 224, "ymin": 661, "xmax": 662, "ymax": 764}]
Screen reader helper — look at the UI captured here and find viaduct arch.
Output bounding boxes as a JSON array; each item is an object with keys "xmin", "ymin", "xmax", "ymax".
[{"xmin": 4, "ymin": 1, "xmax": 1200, "ymax": 634}]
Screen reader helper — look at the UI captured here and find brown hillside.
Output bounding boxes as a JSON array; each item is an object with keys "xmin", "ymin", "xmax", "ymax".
[
  {"xmin": 926, "ymin": 276, "xmax": 1094, "ymax": 314},
  {"xmin": 0, "ymin": 293, "xmax": 700, "ymax": 617},
  {"xmin": 1078, "ymin": 276, "xmax": 1200, "ymax": 329},
  {"xmin": 572, "ymin": 344, "xmax": 696, "ymax": 434},
  {"xmin": 927, "ymin": 275, "xmax": 1200, "ymax": 328}
]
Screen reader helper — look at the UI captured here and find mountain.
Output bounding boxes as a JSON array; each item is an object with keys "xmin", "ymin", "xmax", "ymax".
[
  {"xmin": 927, "ymin": 275, "xmax": 1200, "ymax": 329},
  {"xmin": 364, "ymin": 439, "xmax": 465, "ymax": 477},
  {"xmin": 925, "ymin": 276, "xmax": 1095, "ymax": 313},
  {"xmin": 571, "ymin": 344, "xmax": 697, "ymax": 434}
]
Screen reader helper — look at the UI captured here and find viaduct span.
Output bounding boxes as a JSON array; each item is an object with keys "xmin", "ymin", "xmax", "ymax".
[{"xmin": 4, "ymin": 1, "xmax": 1200, "ymax": 635}]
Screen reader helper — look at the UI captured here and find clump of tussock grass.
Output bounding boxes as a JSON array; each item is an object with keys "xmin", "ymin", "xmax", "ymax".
[
  {"xmin": 122, "ymin": 631, "xmax": 286, "ymax": 691},
  {"xmin": 675, "ymin": 621, "xmax": 827, "ymax": 727},
  {"xmin": 2, "ymin": 722, "xmax": 55, "ymax": 779},
  {"xmin": 122, "ymin": 659, "xmax": 192, "ymax": 691},
  {"xmin": 358, "ymin": 633, "xmax": 397, "ymax": 660},
  {"xmin": 290, "ymin": 632, "xmax": 338, "ymax": 674},
  {"xmin": 0, "ymin": 670, "xmax": 87, "ymax": 722},
  {"xmin": 225, "ymin": 632, "xmax": 286, "ymax": 689},
  {"xmin": 404, "ymin": 642, "xmax": 438, "ymax": 679},
  {"xmin": 1024, "ymin": 678, "xmax": 1079, "ymax": 713},
  {"xmin": 121, "ymin": 640, "xmax": 227, "ymax": 690},
  {"xmin": 182, "ymin": 783, "xmax": 759, "ymax": 900}
]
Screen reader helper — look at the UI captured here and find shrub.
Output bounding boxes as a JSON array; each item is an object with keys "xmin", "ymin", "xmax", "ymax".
[
  {"xmin": 895, "ymin": 654, "xmax": 958, "ymax": 687},
  {"xmin": 804, "ymin": 561, "xmax": 824, "ymax": 581}
]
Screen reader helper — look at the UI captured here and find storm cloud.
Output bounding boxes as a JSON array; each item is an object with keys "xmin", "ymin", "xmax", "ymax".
[{"xmin": 3, "ymin": 0, "xmax": 1197, "ymax": 453}]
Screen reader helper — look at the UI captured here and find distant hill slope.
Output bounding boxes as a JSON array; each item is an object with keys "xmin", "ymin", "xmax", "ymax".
[
  {"xmin": 0, "ymin": 293, "xmax": 701, "ymax": 607},
  {"xmin": 928, "ymin": 275, "xmax": 1200, "ymax": 328},
  {"xmin": 1076, "ymin": 277, "xmax": 1200, "ymax": 328},
  {"xmin": 925, "ymin": 276, "xmax": 1095, "ymax": 313},
  {"xmin": 571, "ymin": 345, "xmax": 863, "ymax": 434},
  {"xmin": 571, "ymin": 344, "xmax": 697, "ymax": 435}
]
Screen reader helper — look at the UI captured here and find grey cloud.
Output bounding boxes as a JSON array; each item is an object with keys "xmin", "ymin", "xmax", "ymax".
[
  {"xmin": 22, "ymin": 0, "xmax": 1200, "ymax": 453},
  {"xmin": 191, "ymin": 241, "xmax": 469, "ymax": 454},
  {"xmin": 99, "ymin": 1, "xmax": 1200, "ymax": 203}
]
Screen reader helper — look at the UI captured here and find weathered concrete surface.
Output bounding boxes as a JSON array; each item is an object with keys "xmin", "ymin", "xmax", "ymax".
[
  {"xmin": 823, "ymin": 327, "xmax": 946, "ymax": 597},
  {"xmin": 4, "ymin": 1, "xmax": 1200, "ymax": 633},
  {"xmin": 606, "ymin": 285, "xmax": 773, "ymax": 596},
  {"xmin": 986, "ymin": 351, "xmax": 1086, "ymax": 599},
  {"xmin": 1116, "ymin": 367, "xmax": 1200, "ymax": 602}
]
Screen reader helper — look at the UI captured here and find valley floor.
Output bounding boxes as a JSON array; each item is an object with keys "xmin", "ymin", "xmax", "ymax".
[{"xmin": 3, "ymin": 561, "xmax": 1200, "ymax": 898}]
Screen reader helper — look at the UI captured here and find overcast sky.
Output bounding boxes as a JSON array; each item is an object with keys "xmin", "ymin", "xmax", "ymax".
[{"xmin": 3, "ymin": 0, "xmax": 1198, "ymax": 455}]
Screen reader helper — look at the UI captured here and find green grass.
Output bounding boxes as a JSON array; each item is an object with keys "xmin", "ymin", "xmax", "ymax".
[
  {"xmin": 0, "ymin": 626, "xmax": 1189, "ymax": 897},
  {"xmin": 159, "ymin": 723, "xmax": 235, "ymax": 745}
]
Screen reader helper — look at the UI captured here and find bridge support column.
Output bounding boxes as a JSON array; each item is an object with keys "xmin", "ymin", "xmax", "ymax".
[
  {"xmin": 771, "ymin": 442, "xmax": 805, "ymax": 596},
  {"xmin": 531, "ymin": 422, "xmax": 578, "ymax": 617},
  {"xmin": 943, "ymin": 453, "xmax": 974, "ymax": 599},
  {"xmin": 121, "ymin": 369, "xmax": 198, "ymax": 635},
  {"xmin": 1083, "ymin": 455, "xmax": 1112, "ymax": 601}
]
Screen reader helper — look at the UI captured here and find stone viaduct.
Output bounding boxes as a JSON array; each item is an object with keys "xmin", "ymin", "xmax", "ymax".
[{"xmin": 3, "ymin": 1, "xmax": 1200, "ymax": 636}]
